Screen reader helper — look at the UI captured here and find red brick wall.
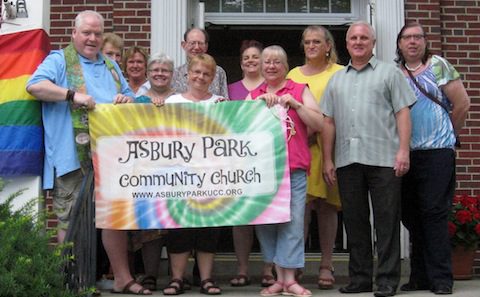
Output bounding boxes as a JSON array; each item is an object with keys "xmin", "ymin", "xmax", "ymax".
[
  {"xmin": 49, "ymin": 0, "xmax": 150, "ymax": 50},
  {"xmin": 405, "ymin": 0, "xmax": 480, "ymax": 197}
]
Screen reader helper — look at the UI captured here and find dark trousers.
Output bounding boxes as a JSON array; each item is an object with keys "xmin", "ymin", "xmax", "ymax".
[
  {"xmin": 401, "ymin": 149, "xmax": 455, "ymax": 288},
  {"xmin": 337, "ymin": 164, "xmax": 401, "ymax": 288}
]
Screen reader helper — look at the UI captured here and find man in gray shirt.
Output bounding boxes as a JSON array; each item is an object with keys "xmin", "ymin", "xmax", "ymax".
[{"xmin": 321, "ymin": 21, "xmax": 416, "ymax": 297}]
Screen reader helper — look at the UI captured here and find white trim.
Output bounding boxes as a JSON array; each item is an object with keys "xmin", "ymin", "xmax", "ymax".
[
  {"xmin": 205, "ymin": 13, "xmax": 358, "ymax": 25},
  {"xmin": 204, "ymin": 0, "xmax": 365, "ymax": 25}
]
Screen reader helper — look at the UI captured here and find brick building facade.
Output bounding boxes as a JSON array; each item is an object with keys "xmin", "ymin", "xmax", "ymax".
[{"xmin": 42, "ymin": 0, "xmax": 480, "ymax": 276}]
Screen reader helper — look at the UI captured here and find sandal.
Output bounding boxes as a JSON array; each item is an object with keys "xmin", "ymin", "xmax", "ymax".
[
  {"xmin": 141, "ymin": 275, "xmax": 157, "ymax": 291},
  {"xmin": 318, "ymin": 265, "xmax": 335, "ymax": 290},
  {"xmin": 200, "ymin": 278, "xmax": 222, "ymax": 295},
  {"xmin": 163, "ymin": 278, "xmax": 185, "ymax": 296},
  {"xmin": 283, "ymin": 281, "xmax": 312, "ymax": 297},
  {"xmin": 261, "ymin": 275, "xmax": 276, "ymax": 287},
  {"xmin": 230, "ymin": 274, "xmax": 251, "ymax": 287},
  {"xmin": 111, "ymin": 279, "xmax": 152, "ymax": 295},
  {"xmin": 260, "ymin": 281, "xmax": 284, "ymax": 297}
]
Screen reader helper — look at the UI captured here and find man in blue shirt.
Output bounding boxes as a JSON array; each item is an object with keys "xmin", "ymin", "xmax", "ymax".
[{"xmin": 27, "ymin": 10, "xmax": 151, "ymax": 295}]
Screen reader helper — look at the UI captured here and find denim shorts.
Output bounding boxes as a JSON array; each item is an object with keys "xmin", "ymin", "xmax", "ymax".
[{"xmin": 255, "ymin": 169, "xmax": 307, "ymax": 268}]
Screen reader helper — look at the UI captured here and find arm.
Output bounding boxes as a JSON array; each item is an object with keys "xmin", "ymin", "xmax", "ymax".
[
  {"xmin": 278, "ymin": 87, "xmax": 323, "ymax": 132},
  {"xmin": 441, "ymin": 79, "xmax": 470, "ymax": 134},
  {"xmin": 26, "ymin": 80, "xmax": 96, "ymax": 109},
  {"xmin": 394, "ymin": 107, "xmax": 411, "ymax": 177},
  {"xmin": 321, "ymin": 116, "xmax": 336, "ymax": 187},
  {"xmin": 218, "ymin": 67, "xmax": 229, "ymax": 99}
]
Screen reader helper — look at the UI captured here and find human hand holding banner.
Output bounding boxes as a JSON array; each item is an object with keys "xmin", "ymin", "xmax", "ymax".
[{"xmin": 89, "ymin": 100, "xmax": 291, "ymax": 230}]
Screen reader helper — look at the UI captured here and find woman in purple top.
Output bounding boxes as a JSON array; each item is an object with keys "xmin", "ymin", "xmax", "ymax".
[
  {"xmin": 228, "ymin": 40, "xmax": 275, "ymax": 288},
  {"xmin": 227, "ymin": 40, "xmax": 264, "ymax": 101}
]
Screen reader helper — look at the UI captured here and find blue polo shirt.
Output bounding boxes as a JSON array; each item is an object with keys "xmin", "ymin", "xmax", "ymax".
[{"xmin": 27, "ymin": 50, "xmax": 133, "ymax": 189}]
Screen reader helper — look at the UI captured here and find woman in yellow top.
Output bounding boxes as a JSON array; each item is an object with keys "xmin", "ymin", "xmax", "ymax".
[{"xmin": 287, "ymin": 25, "xmax": 343, "ymax": 290}]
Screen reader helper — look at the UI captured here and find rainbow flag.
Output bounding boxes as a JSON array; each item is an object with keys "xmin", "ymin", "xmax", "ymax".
[{"xmin": 0, "ymin": 29, "xmax": 50, "ymax": 176}]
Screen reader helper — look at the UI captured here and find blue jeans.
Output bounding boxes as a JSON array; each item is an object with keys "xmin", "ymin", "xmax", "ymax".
[
  {"xmin": 255, "ymin": 170, "xmax": 307, "ymax": 269},
  {"xmin": 401, "ymin": 149, "xmax": 455, "ymax": 288}
]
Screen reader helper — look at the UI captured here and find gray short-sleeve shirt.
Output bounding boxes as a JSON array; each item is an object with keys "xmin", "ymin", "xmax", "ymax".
[{"xmin": 321, "ymin": 56, "xmax": 416, "ymax": 169}]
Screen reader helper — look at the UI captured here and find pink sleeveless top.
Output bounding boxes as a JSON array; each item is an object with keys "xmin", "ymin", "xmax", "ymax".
[{"xmin": 250, "ymin": 79, "xmax": 311, "ymax": 171}]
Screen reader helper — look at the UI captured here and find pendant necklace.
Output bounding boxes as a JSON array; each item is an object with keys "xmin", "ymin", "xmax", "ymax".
[{"xmin": 405, "ymin": 62, "xmax": 423, "ymax": 72}]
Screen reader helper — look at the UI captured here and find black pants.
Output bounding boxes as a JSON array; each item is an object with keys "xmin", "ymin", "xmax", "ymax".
[
  {"xmin": 401, "ymin": 149, "xmax": 455, "ymax": 288},
  {"xmin": 337, "ymin": 163, "xmax": 401, "ymax": 288}
]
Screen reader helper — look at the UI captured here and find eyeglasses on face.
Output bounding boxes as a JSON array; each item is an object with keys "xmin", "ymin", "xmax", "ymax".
[
  {"xmin": 186, "ymin": 41, "xmax": 206, "ymax": 47},
  {"xmin": 401, "ymin": 34, "xmax": 425, "ymax": 41}
]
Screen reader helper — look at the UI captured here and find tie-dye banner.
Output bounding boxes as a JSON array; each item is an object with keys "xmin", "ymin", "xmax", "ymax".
[
  {"xmin": 0, "ymin": 29, "xmax": 50, "ymax": 176},
  {"xmin": 90, "ymin": 101, "xmax": 291, "ymax": 230}
]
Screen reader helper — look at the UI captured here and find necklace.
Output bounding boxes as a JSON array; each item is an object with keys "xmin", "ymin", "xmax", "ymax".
[{"xmin": 405, "ymin": 62, "xmax": 423, "ymax": 72}]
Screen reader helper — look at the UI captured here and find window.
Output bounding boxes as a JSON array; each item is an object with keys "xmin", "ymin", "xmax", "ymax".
[
  {"xmin": 204, "ymin": 0, "xmax": 363, "ymax": 25},
  {"xmin": 205, "ymin": 0, "xmax": 351, "ymax": 14}
]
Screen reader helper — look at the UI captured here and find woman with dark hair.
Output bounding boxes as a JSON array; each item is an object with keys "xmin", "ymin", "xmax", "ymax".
[
  {"xmin": 227, "ymin": 39, "xmax": 275, "ymax": 288},
  {"xmin": 396, "ymin": 22, "xmax": 470, "ymax": 295},
  {"xmin": 227, "ymin": 40, "xmax": 264, "ymax": 100}
]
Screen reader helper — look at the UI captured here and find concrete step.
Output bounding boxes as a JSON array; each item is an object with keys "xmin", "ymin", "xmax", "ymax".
[{"xmin": 212, "ymin": 253, "xmax": 411, "ymax": 278}]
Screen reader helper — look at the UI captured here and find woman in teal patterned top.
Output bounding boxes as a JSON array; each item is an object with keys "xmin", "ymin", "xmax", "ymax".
[{"xmin": 396, "ymin": 22, "xmax": 470, "ymax": 295}]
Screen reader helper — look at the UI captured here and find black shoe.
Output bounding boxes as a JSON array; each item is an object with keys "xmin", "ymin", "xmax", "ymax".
[
  {"xmin": 400, "ymin": 282, "xmax": 429, "ymax": 291},
  {"xmin": 339, "ymin": 283, "xmax": 372, "ymax": 294},
  {"xmin": 374, "ymin": 285, "xmax": 396, "ymax": 297},
  {"xmin": 432, "ymin": 285, "xmax": 452, "ymax": 295}
]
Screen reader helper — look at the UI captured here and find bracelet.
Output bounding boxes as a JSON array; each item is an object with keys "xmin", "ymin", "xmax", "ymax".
[{"xmin": 66, "ymin": 89, "xmax": 75, "ymax": 103}]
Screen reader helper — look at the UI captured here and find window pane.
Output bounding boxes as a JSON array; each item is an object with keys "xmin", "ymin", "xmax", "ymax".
[
  {"xmin": 288, "ymin": 0, "xmax": 307, "ymax": 13},
  {"xmin": 266, "ymin": 0, "xmax": 285, "ymax": 13},
  {"xmin": 244, "ymin": 0, "xmax": 263, "ymax": 12},
  {"xmin": 205, "ymin": 0, "xmax": 220, "ymax": 12},
  {"xmin": 222, "ymin": 0, "xmax": 242, "ymax": 12},
  {"xmin": 332, "ymin": 0, "xmax": 351, "ymax": 13},
  {"xmin": 310, "ymin": 0, "xmax": 329, "ymax": 13}
]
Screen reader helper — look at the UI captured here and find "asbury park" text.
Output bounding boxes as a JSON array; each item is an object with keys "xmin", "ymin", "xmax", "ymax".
[{"xmin": 118, "ymin": 136, "xmax": 258, "ymax": 164}]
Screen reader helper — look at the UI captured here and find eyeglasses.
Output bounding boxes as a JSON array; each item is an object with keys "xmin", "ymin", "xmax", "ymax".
[
  {"xmin": 263, "ymin": 60, "xmax": 282, "ymax": 66},
  {"xmin": 186, "ymin": 41, "xmax": 206, "ymax": 47},
  {"xmin": 401, "ymin": 34, "xmax": 425, "ymax": 41},
  {"xmin": 149, "ymin": 68, "xmax": 172, "ymax": 74}
]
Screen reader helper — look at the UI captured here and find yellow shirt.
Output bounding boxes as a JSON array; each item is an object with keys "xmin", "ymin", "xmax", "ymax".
[{"xmin": 287, "ymin": 64, "xmax": 343, "ymax": 208}]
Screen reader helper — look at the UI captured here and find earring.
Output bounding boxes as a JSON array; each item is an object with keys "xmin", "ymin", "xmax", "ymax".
[{"xmin": 326, "ymin": 52, "xmax": 330, "ymax": 57}]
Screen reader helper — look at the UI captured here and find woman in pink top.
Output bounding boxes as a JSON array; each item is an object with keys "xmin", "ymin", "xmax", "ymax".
[{"xmin": 247, "ymin": 45, "xmax": 323, "ymax": 297}]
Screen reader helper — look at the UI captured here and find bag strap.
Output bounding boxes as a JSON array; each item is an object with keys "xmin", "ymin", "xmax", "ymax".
[
  {"xmin": 406, "ymin": 67, "xmax": 449, "ymax": 112},
  {"xmin": 405, "ymin": 66, "xmax": 460, "ymax": 148}
]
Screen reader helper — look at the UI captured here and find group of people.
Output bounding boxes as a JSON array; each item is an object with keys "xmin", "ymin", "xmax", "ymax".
[{"xmin": 26, "ymin": 9, "xmax": 470, "ymax": 297}]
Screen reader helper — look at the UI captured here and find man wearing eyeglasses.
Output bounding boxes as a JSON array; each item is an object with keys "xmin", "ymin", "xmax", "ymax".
[{"xmin": 171, "ymin": 27, "xmax": 228, "ymax": 98}]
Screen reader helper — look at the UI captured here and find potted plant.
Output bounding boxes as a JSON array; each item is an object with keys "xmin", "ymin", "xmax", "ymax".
[{"xmin": 448, "ymin": 194, "xmax": 480, "ymax": 279}]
